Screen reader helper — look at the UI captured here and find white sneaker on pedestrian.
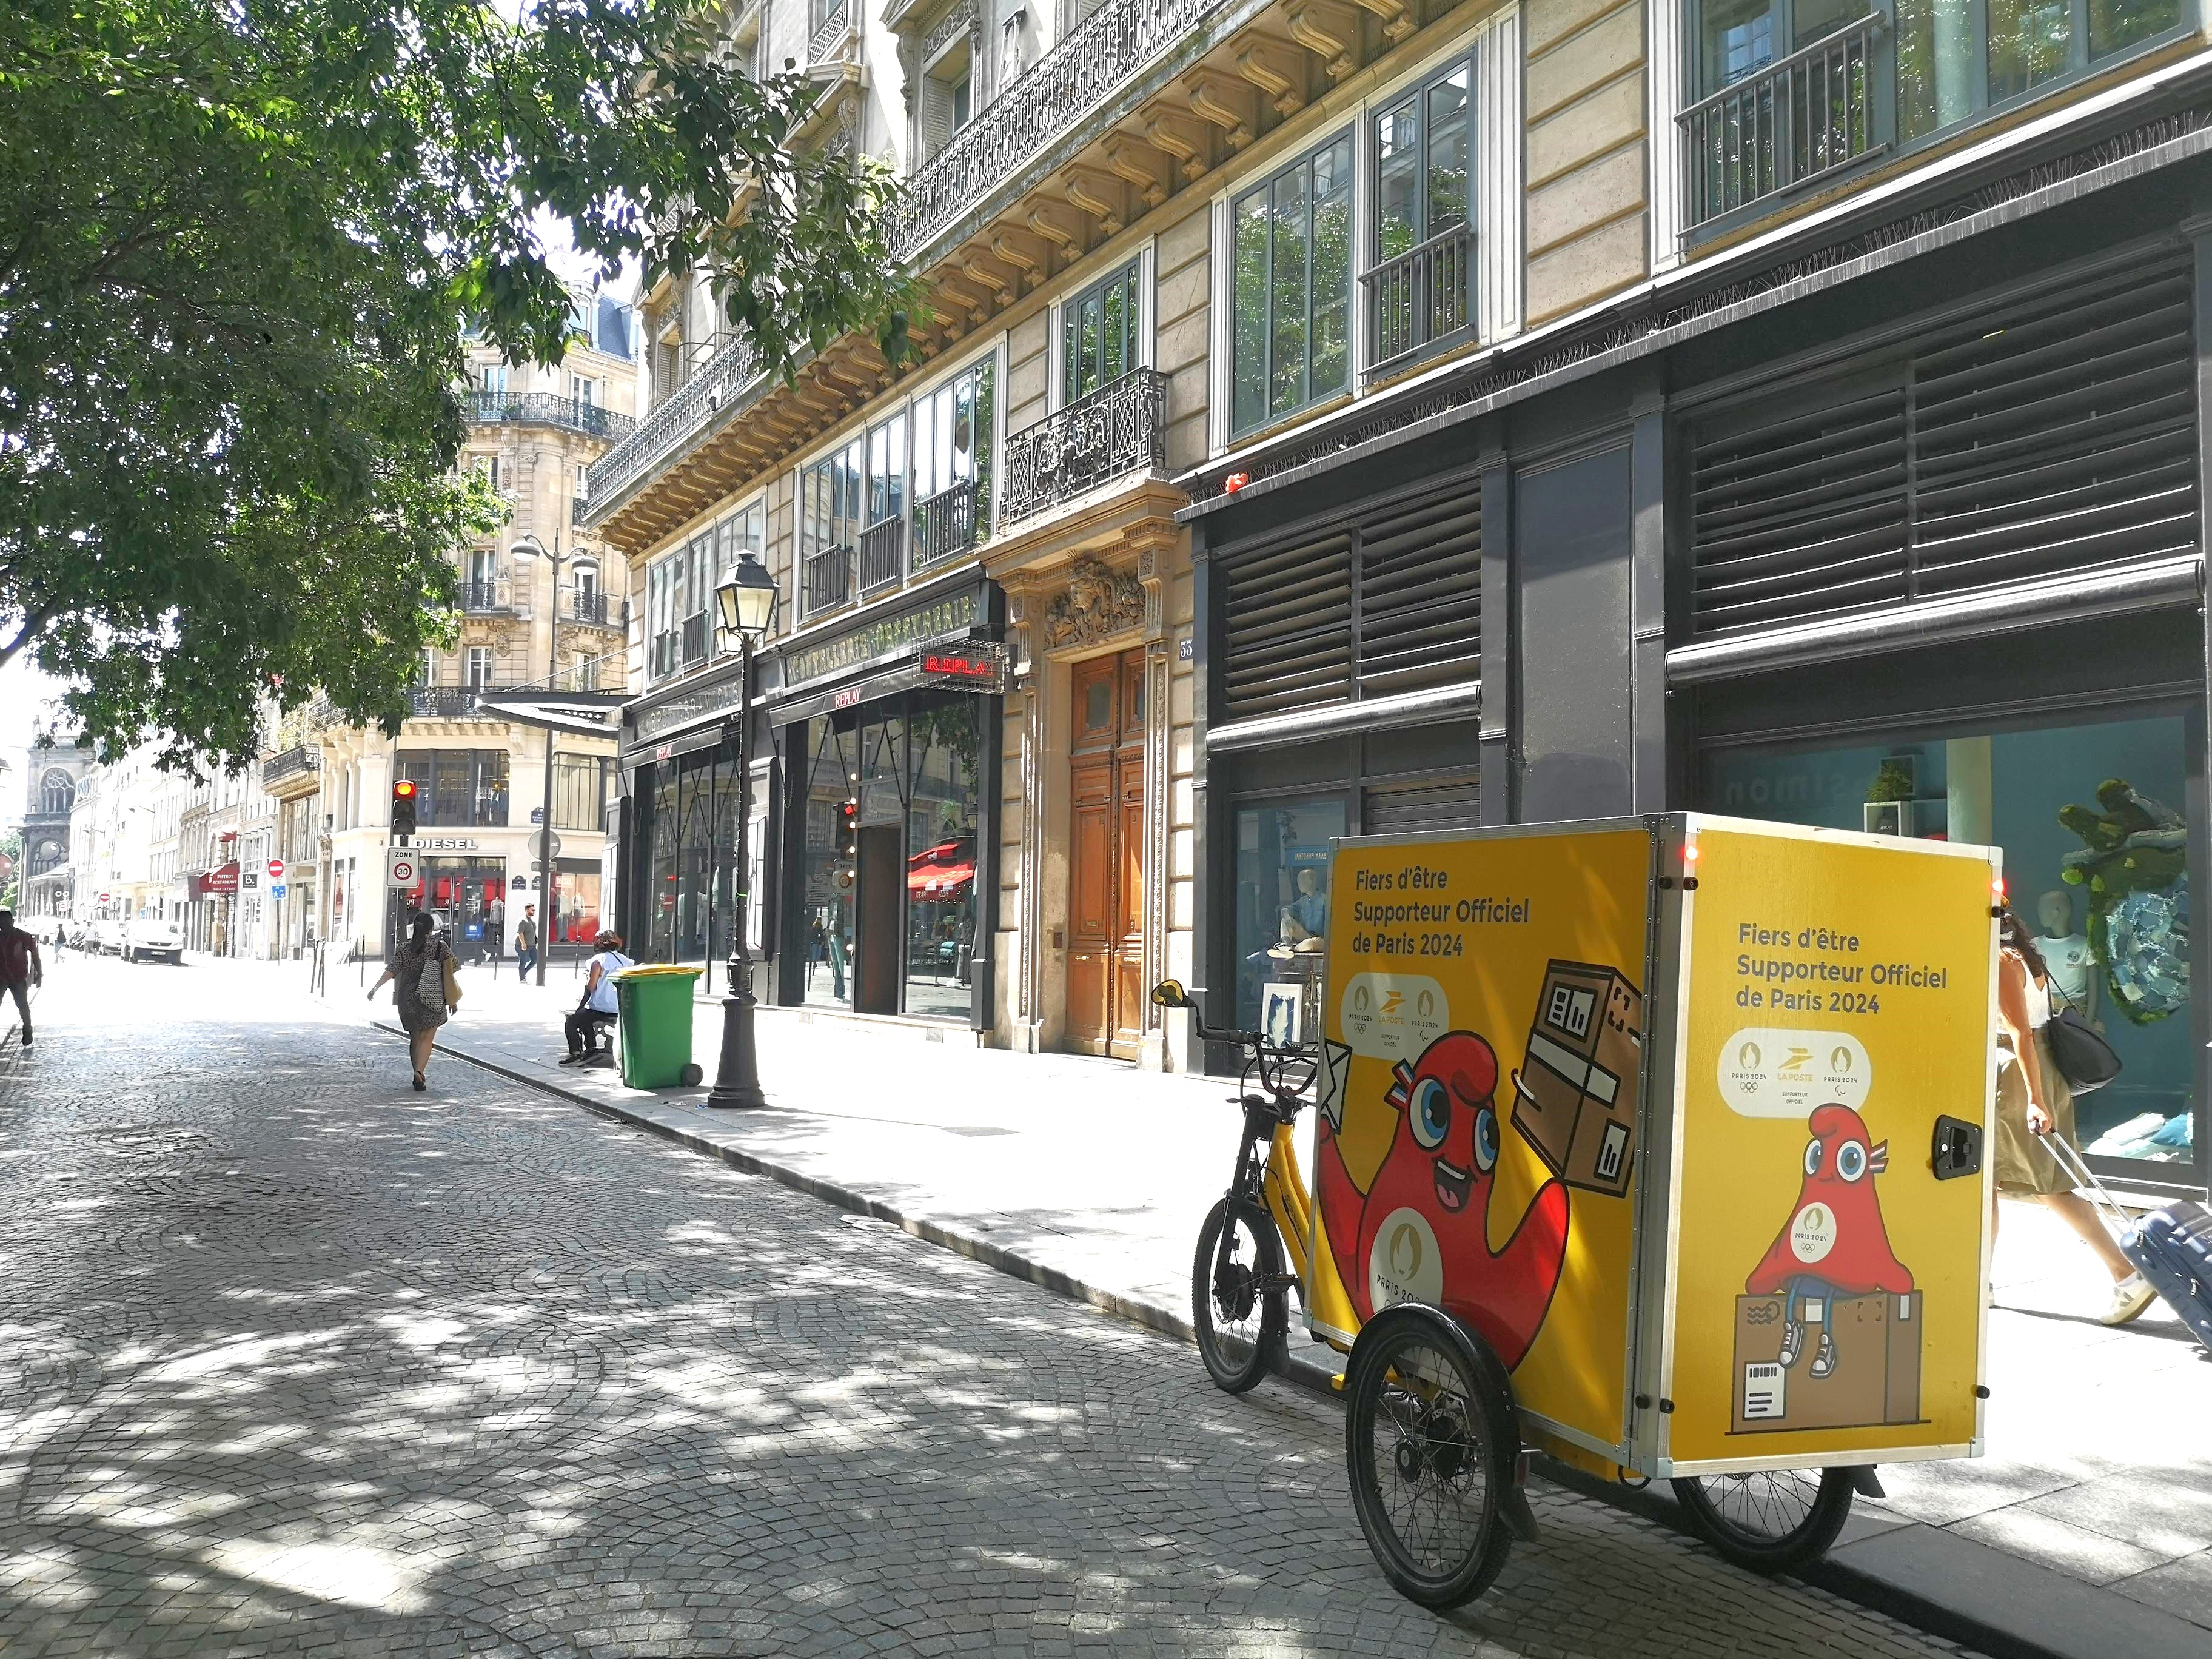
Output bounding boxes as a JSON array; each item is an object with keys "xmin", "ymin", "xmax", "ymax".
[{"xmin": 2100, "ymin": 1273, "xmax": 2156, "ymax": 1326}]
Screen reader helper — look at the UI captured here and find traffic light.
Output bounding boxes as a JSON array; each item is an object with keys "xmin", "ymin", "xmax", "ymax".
[
  {"xmin": 834, "ymin": 798, "xmax": 858, "ymax": 860},
  {"xmin": 391, "ymin": 778, "xmax": 419, "ymax": 839}
]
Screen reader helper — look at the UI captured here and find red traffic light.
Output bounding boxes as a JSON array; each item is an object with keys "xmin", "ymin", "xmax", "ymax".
[{"xmin": 394, "ymin": 779, "xmax": 417, "ymax": 799}]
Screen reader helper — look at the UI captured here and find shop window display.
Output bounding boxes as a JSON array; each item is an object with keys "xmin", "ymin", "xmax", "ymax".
[
  {"xmin": 798, "ymin": 718, "xmax": 860, "ymax": 1007},
  {"xmin": 904, "ymin": 695, "xmax": 982, "ymax": 1019},
  {"xmin": 1703, "ymin": 711, "xmax": 2195, "ymax": 1175},
  {"xmin": 1233, "ymin": 796, "xmax": 1346, "ymax": 1033}
]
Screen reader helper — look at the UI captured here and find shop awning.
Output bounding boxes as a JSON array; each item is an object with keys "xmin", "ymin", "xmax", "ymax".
[
  {"xmin": 199, "ymin": 862, "xmax": 240, "ymax": 894},
  {"xmin": 907, "ymin": 840, "xmax": 975, "ymax": 899}
]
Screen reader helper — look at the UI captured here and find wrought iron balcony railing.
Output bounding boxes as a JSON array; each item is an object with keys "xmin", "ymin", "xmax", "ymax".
[
  {"xmin": 569, "ymin": 591, "xmax": 614, "ymax": 627},
  {"xmin": 889, "ymin": 0, "xmax": 1227, "ymax": 261},
  {"xmin": 1680, "ymin": 13, "xmax": 1884, "ymax": 230},
  {"xmin": 410, "ymin": 688, "xmax": 485, "ymax": 717},
  {"xmin": 583, "ymin": 0, "xmax": 1230, "ymax": 521},
  {"xmin": 460, "ymin": 579, "xmax": 517, "ymax": 614},
  {"xmin": 859, "ymin": 515, "xmax": 907, "ymax": 595},
  {"xmin": 803, "ymin": 543, "xmax": 856, "ymax": 618},
  {"xmin": 680, "ymin": 611, "xmax": 710, "ymax": 665},
  {"xmin": 464, "ymin": 390, "xmax": 637, "ymax": 442},
  {"xmin": 262, "ymin": 745, "xmax": 320, "ymax": 786},
  {"xmin": 571, "ymin": 495, "xmax": 589, "ymax": 528},
  {"xmin": 1365, "ymin": 224, "xmax": 1474, "ymax": 374},
  {"xmin": 912, "ymin": 479, "xmax": 979, "ymax": 569},
  {"xmin": 1001, "ymin": 369, "xmax": 1166, "ymax": 526},
  {"xmin": 585, "ymin": 329, "xmax": 760, "ymax": 518}
]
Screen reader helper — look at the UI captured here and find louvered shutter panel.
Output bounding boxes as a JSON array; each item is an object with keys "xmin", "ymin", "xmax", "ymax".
[
  {"xmin": 1690, "ymin": 251, "xmax": 2197, "ymax": 640},
  {"xmin": 1358, "ymin": 481, "xmax": 1482, "ymax": 696},
  {"xmin": 1364, "ymin": 776, "xmax": 1481, "ymax": 834},
  {"xmin": 1222, "ymin": 530, "xmax": 1353, "ymax": 721},
  {"xmin": 920, "ymin": 75, "xmax": 953, "ymax": 160},
  {"xmin": 1909, "ymin": 256, "xmax": 2197, "ymax": 596}
]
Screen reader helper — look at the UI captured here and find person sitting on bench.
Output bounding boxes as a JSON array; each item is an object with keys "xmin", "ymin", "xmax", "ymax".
[{"xmin": 561, "ymin": 929, "xmax": 633, "ymax": 1067}]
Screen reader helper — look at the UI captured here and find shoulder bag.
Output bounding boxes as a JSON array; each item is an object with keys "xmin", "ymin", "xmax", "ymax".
[
  {"xmin": 441, "ymin": 948, "xmax": 463, "ymax": 1011},
  {"xmin": 2044, "ymin": 989, "xmax": 2120, "ymax": 1096}
]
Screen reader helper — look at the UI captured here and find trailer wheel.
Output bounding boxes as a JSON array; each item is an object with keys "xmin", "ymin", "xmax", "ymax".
[
  {"xmin": 1344, "ymin": 1304, "xmax": 1518, "ymax": 1609},
  {"xmin": 1672, "ymin": 1467, "xmax": 1854, "ymax": 1572}
]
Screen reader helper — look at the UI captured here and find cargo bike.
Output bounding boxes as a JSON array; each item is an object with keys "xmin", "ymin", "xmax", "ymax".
[{"xmin": 1161, "ymin": 814, "xmax": 2000, "ymax": 1608}]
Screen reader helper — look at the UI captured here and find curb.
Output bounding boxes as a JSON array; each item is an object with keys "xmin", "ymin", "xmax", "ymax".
[{"xmin": 392, "ymin": 1022, "xmax": 2196, "ymax": 1659}]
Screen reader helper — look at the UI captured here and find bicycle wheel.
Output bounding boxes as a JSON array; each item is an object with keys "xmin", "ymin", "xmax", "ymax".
[
  {"xmin": 1190, "ymin": 1196, "xmax": 1287, "ymax": 1394},
  {"xmin": 1344, "ymin": 1305, "xmax": 1517, "ymax": 1610},
  {"xmin": 1671, "ymin": 1467, "xmax": 1855, "ymax": 1572}
]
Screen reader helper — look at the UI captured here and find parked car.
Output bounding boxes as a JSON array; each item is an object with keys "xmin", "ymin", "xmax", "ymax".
[
  {"xmin": 92, "ymin": 919, "xmax": 127, "ymax": 956},
  {"xmin": 125, "ymin": 919, "xmax": 184, "ymax": 964}
]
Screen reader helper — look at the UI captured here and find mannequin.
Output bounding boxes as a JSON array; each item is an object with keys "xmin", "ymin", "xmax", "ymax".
[
  {"xmin": 1276, "ymin": 866, "xmax": 1327, "ymax": 953},
  {"xmin": 2036, "ymin": 889, "xmax": 2099, "ymax": 1028}
]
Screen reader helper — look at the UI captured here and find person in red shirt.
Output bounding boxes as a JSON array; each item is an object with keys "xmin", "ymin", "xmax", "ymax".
[{"xmin": 0, "ymin": 910, "xmax": 44, "ymax": 1050}]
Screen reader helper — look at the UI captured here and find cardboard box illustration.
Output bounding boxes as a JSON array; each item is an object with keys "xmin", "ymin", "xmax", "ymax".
[
  {"xmin": 1730, "ymin": 1292, "xmax": 1923, "ymax": 1434},
  {"xmin": 1511, "ymin": 960, "xmax": 1643, "ymax": 1196}
]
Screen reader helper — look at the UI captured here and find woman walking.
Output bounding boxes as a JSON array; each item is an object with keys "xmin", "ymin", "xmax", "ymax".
[
  {"xmin": 369, "ymin": 912, "xmax": 458, "ymax": 1092},
  {"xmin": 1992, "ymin": 906, "xmax": 2155, "ymax": 1325}
]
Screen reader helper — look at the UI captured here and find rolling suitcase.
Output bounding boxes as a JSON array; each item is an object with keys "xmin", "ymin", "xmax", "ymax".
[{"xmin": 2048, "ymin": 1133, "xmax": 2212, "ymax": 1352}]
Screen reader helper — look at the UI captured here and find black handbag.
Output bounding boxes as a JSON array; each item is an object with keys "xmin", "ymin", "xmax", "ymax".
[{"xmin": 2044, "ymin": 994, "xmax": 2121, "ymax": 1096}]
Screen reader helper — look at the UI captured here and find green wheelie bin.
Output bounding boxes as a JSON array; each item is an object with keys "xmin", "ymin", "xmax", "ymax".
[{"xmin": 613, "ymin": 965, "xmax": 706, "ymax": 1090}]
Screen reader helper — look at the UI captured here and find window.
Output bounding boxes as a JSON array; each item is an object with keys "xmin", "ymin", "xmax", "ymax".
[
  {"xmin": 648, "ymin": 552, "xmax": 680, "ymax": 680},
  {"xmin": 1231, "ymin": 133, "xmax": 1353, "ymax": 434},
  {"xmin": 465, "ymin": 647, "xmax": 493, "ymax": 691},
  {"xmin": 552, "ymin": 755, "xmax": 615, "ymax": 832},
  {"xmin": 38, "ymin": 769, "xmax": 75, "ymax": 816},
  {"xmin": 571, "ymin": 374, "xmax": 596, "ymax": 406},
  {"xmin": 1232, "ymin": 795, "xmax": 1346, "ymax": 1031},
  {"xmin": 418, "ymin": 649, "xmax": 435, "ymax": 687},
  {"xmin": 474, "ymin": 454, "xmax": 502, "ymax": 492},
  {"xmin": 394, "ymin": 749, "xmax": 511, "ymax": 828},
  {"xmin": 866, "ymin": 412, "xmax": 908, "ymax": 532},
  {"xmin": 479, "ymin": 365, "xmax": 508, "ymax": 400},
  {"xmin": 1370, "ymin": 62, "xmax": 1473, "ymax": 364},
  {"xmin": 1062, "ymin": 262, "xmax": 1138, "ymax": 403},
  {"xmin": 577, "ymin": 565, "xmax": 598, "ymax": 606},
  {"xmin": 800, "ymin": 436, "xmax": 866, "ymax": 613},
  {"xmin": 911, "ymin": 355, "xmax": 997, "ymax": 563}
]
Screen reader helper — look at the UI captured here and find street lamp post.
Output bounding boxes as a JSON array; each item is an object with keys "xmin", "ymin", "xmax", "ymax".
[
  {"xmin": 705, "ymin": 549, "xmax": 779, "ymax": 1110},
  {"xmin": 511, "ymin": 534, "xmax": 599, "ymax": 987}
]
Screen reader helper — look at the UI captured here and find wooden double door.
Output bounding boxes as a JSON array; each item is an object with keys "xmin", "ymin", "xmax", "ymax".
[{"xmin": 1067, "ymin": 649, "xmax": 1147, "ymax": 1059}]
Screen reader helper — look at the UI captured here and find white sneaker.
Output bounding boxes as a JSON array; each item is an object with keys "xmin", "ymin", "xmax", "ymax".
[{"xmin": 2100, "ymin": 1273, "xmax": 2157, "ymax": 1327}]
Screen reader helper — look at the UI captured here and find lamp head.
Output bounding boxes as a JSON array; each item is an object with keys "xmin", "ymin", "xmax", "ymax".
[
  {"xmin": 716, "ymin": 551, "xmax": 779, "ymax": 639},
  {"xmin": 509, "ymin": 535, "xmax": 548, "ymax": 561}
]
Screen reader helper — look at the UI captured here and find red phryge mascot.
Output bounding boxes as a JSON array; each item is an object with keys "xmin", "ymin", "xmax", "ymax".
[
  {"xmin": 1318, "ymin": 1030, "xmax": 1570, "ymax": 1369},
  {"xmin": 1745, "ymin": 1102, "xmax": 1914, "ymax": 1379}
]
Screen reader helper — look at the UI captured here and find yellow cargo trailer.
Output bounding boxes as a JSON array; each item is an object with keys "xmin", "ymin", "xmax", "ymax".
[{"xmin": 1305, "ymin": 814, "xmax": 1999, "ymax": 1607}]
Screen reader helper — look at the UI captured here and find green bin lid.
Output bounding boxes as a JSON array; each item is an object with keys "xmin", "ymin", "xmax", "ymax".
[{"xmin": 615, "ymin": 965, "xmax": 703, "ymax": 980}]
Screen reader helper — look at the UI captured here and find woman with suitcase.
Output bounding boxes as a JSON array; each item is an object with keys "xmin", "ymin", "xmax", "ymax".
[{"xmin": 1992, "ymin": 908, "xmax": 2156, "ymax": 1326}]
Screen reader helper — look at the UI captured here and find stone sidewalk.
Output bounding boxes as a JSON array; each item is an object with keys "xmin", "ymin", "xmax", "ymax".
[{"xmin": 366, "ymin": 961, "xmax": 2212, "ymax": 1659}]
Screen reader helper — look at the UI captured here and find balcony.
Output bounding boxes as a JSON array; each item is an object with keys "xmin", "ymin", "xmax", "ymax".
[
  {"xmin": 409, "ymin": 688, "xmax": 486, "ymax": 718},
  {"xmin": 261, "ymin": 745, "xmax": 321, "ymax": 799},
  {"xmin": 569, "ymin": 591, "xmax": 617, "ymax": 628},
  {"xmin": 1365, "ymin": 225, "xmax": 1474, "ymax": 376},
  {"xmin": 460, "ymin": 579, "xmax": 518, "ymax": 615},
  {"xmin": 1680, "ymin": 14, "xmax": 1883, "ymax": 232},
  {"xmin": 1001, "ymin": 369, "xmax": 1166, "ymax": 526},
  {"xmin": 464, "ymin": 390, "xmax": 637, "ymax": 443},
  {"xmin": 859, "ymin": 515, "xmax": 907, "ymax": 595},
  {"xmin": 680, "ymin": 611, "xmax": 710, "ymax": 665},
  {"xmin": 913, "ymin": 479, "xmax": 979, "ymax": 570},
  {"xmin": 585, "ymin": 330, "xmax": 760, "ymax": 527},
  {"xmin": 803, "ymin": 543, "xmax": 856, "ymax": 618}
]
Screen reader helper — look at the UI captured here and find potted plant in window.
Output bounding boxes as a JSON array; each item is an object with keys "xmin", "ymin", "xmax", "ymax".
[{"xmin": 1863, "ymin": 757, "xmax": 1916, "ymax": 836}]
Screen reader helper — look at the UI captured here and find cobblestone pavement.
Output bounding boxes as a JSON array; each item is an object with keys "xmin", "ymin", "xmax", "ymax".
[{"xmin": 0, "ymin": 961, "xmax": 1976, "ymax": 1657}]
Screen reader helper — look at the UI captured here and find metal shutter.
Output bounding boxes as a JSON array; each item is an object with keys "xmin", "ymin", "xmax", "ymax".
[
  {"xmin": 1364, "ymin": 776, "xmax": 1482, "ymax": 835},
  {"xmin": 1222, "ymin": 529, "xmax": 1353, "ymax": 722},
  {"xmin": 1358, "ymin": 480, "xmax": 1483, "ymax": 697},
  {"xmin": 1689, "ymin": 251, "xmax": 2197, "ymax": 639}
]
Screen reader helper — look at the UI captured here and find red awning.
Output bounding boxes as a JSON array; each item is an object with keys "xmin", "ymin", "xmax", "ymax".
[
  {"xmin": 907, "ymin": 839, "xmax": 974, "ymax": 899},
  {"xmin": 199, "ymin": 862, "xmax": 240, "ymax": 894}
]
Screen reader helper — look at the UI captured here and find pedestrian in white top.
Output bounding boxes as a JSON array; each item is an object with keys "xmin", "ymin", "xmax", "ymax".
[{"xmin": 561, "ymin": 929, "xmax": 633, "ymax": 1065}]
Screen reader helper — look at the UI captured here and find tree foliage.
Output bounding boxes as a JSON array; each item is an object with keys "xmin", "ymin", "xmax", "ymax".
[{"xmin": 1, "ymin": 1, "xmax": 909, "ymax": 769}]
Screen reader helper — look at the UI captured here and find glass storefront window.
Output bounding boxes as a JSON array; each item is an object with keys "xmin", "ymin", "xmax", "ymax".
[
  {"xmin": 905, "ymin": 694, "xmax": 982, "ymax": 1019},
  {"xmin": 550, "ymin": 859, "xmax": 601, "ymax": 947},
  {"xmin": 798, "ymin": 717, "xmax": 859, "ymax": 1007},
  {"xmin": 1233, "ymin": 795, "xmax": 1347, "ymax": 1034},
  {"xmin": 1702, "ymin": 711, "xmax": 2196, "ymax": 1176}
]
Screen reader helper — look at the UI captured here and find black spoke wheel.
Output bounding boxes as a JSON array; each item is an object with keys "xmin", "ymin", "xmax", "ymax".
[
  {"xmin": 1672, "ymin": 1467, "xmax": 1855, "ymax": 1572},
  {"xmin": 1190, "ymin": 1197, "xmax": 1287, "ymax": 1393},
  {"xmin": 1344, "ymin": 1306, "xmax": 1517, "ymax": 1610}
]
